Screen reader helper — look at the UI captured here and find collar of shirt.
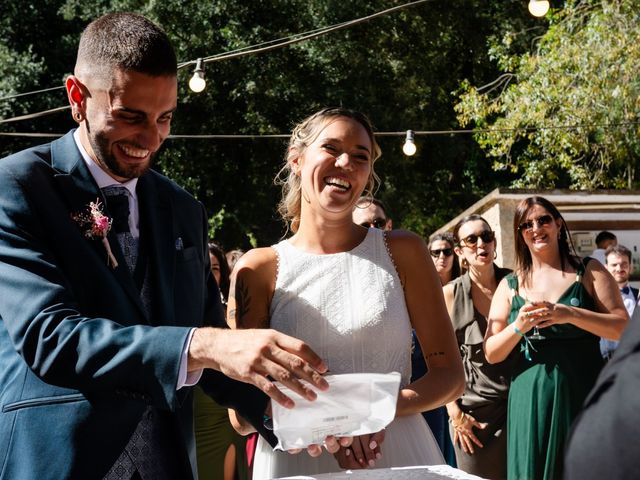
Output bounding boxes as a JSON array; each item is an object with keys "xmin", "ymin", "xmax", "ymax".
[
  {"xmin": 619, "ymin": 283, "xmax": 637, "ymax": 317},
  {"xmin": 73, "ymin": 129, "xmax": 140, "ymax": 238}
]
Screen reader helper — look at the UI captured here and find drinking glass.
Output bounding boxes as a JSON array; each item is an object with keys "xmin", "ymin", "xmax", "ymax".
[{"xmin": 524, "ymin": 290, "xmax": 546, "ymax": 340}]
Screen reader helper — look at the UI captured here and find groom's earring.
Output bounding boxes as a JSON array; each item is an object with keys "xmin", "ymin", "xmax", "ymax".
[{"xmin": 73, "ymin": 111, "xmax": 83, "ymax": 123}]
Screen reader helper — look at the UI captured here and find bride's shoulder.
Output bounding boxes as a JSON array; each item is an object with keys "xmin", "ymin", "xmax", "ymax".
[
  {"xmin": 384, "ymin": 228, "xmax": 425, "ymax": 248},
  {"xmin": 384, "ymin": 229, "xmax": 429, "ymax": 266},
  {"xmin": 233, "ymin": 247, "xmax": 277, "ymax": 277}
]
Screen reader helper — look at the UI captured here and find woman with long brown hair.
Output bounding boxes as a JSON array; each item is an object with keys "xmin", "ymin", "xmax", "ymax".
[{"xmin": 484, "ymin": 196, "xmax": 627, "ymax": 480}]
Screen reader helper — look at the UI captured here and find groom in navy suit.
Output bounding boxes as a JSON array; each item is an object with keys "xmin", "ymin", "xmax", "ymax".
[{"xmin": 0, "ymin": 13, "xmax": 332, "ymax": 479}]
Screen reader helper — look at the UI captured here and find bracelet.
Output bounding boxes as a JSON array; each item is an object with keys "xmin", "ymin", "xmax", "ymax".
[{"xmin": 513, "ymin": 324, "xmax": 526, "ymax": 337}]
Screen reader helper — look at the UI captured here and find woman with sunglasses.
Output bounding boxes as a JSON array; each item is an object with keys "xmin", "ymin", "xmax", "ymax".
[
  {"xmin": 429, "ymin": 233, "xmax": 460, "ymax": 286},
  {"xmin": 226, "ymin": 107, "xmax": 464, "ymax": 478},
  {"xmin": 484, "ymin": 196, "xmax": 627, "ymax": 480},
  {"xmin": 441, "ymin": 214, "xmax": 514, "ymax": 480}
]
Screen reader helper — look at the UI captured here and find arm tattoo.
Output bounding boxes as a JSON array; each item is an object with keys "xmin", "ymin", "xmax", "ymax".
[
  {"xmin": 231, "ymin": 277, "xmax": 251, "ymax": 328},
  {"xmin": 426, "ymin": 351, "xmax": 445, "ymax": 359}
]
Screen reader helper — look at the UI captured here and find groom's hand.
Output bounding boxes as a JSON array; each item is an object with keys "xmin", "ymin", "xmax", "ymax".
[{"xmin": 188, "ymin": 327, "xmax": 329, "ymax": 407}]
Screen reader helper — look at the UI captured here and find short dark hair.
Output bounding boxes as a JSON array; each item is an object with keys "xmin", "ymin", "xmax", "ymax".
[
  {"xmin": 605, "ymin": 244, "xmax": 632, "ymax": 264},
  {"xmin": 76, "ymin": 12, "xmax": 177, "ymax": 80},
  {"xmin": 595, "ymin": 231, "xmax": 617, "ymax": 247},
  {"xmin": 354, "ymin": 197, "xmax": 389, "ymax": 218}
]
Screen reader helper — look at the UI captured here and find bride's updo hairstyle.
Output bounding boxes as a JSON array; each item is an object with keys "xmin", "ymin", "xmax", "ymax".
[{"xmin": 276, "ymin": 107, "xmax": 381, "ymax": 233}]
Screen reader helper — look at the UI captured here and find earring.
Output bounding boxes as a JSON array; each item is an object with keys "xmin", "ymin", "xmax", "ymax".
[
  {"xmin": 73, "ymin": 111, "xmax": 83, "ymax": 122},
  {"xmin": 493, "ymin": 251, "xmax": 497, "ymax": 260}
]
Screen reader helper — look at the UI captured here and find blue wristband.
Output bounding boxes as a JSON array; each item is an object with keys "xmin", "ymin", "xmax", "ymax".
[{"xmin": 513, "ymin": 325, "xmax": 525, "ymax": 337}]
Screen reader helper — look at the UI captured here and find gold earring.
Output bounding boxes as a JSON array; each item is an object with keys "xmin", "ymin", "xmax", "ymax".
[{"xmin": 73, "ymin": 111, "xmax": 83, "ymax": 122}]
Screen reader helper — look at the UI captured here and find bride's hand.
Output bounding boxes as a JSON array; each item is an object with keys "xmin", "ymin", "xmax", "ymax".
[
  {"xmin": 288, "ymin": 436, "xmax": 352, "ymax": 457},
  {"xmin": 334, "ymin": 430, "xmax": 385, "ymax": 469}
]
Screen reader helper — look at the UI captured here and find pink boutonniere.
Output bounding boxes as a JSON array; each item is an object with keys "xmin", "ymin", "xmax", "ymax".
[{"xmin": 72, "ymin": 198, "xmax": 119, "ymax": 268}]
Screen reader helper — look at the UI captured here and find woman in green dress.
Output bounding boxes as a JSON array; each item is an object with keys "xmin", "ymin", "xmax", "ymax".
[{"xmin": 483, "ymin": 196, "xmax": 627, "ymax": 480}]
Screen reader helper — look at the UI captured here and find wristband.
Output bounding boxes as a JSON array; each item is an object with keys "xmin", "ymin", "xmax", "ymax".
[{"xmin": 513, "ymin": 324, "xmax": 526, "ymax": 337}]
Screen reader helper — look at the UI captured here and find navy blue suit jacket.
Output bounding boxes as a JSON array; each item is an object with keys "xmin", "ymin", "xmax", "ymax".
[{"xmin": 0, "ymin": 131, "xmax": 268, "ymax": 479}]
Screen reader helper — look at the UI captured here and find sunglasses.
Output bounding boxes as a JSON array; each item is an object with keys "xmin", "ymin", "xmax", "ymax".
[
  {"xmin": 360, "ymin": 218, "xmax": 387, "ymax": 229},
  {"xmin": 459, "ymin": 230, "xmax": 495, "ymax": 246},
  {"xmin": 518, "ymin": 214, "xmax": 554, "ymax": 232},
  {"xmin": 430, "ymin": 248, "xmax": 453, "ymax": 258}
]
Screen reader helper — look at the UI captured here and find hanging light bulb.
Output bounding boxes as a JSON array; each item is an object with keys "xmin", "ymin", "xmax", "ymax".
[
  {"xmin": 189, "ymin": 58, "xmax": 206, "ymax": 93},
  {"xmin": 402, "ymin": 130, "xmax": 417, "ymax": 156},
  {"xmin": 528, "ymin": 0, "xmax": 550, "ymax": 17}
]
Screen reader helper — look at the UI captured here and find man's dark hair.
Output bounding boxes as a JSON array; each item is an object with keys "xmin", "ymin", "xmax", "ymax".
[
  {"xmin": 76, "ymin": 12, "xmax": 177, "ymax": 78},
  {"xmin": 605, "ymin": 244, "xmax": 632, "ymax": 264},
  {"xmin": 355, "ymin": 197, "xmax": 389, "ymax": 219},
  {"xmin": 595, "ymin": 231, "xmax": 617, "ymax": 248}
]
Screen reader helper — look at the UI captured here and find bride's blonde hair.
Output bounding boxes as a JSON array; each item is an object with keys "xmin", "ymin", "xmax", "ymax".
[{"xmin": 275, "ymin": 107, "xmax": 381, "ymax": 233}]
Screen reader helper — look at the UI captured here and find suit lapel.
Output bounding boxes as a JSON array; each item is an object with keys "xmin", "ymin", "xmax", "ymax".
[
  {"xmin": 137, "ymin": 174, "xmax": 175, "ymax": 326},
  {"xmin": 51, "ymin": 131, "xmax": 147, "ymax": 319}
]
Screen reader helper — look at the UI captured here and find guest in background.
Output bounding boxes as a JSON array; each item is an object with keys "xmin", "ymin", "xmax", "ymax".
[
  {"xmin": 600, "ymin": 244, "xmax": 638, "ymax": 360},
  {"xmin": 195, "ymin": 242, "xmax": 248, "ymax": 480},
  {"xmin": 590, "ymin": 230, "xmax": 617, "ymax": 265},
  {"xmin": 209, "ymin": 242, "xmax": 231, "ymax": 307},
  {"xmin": 429, "ymin": 232, "xmax": 460, "ymax": 285},
  {"xmin": 442, "ymin": 215, "xmax": 514, "ymax": 480},
  {"xmin": 484, "ymin": 196, "xmax": 626, "ymax": 480},
  {"xmin": 352, "ymin": 196, "xmax": 393, "ymax": 230}
]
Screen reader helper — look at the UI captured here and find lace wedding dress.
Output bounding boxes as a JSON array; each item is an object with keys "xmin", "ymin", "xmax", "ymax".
[{"xmin": 252, "ymin": 228, "xmax": 444, "ymax": 479}]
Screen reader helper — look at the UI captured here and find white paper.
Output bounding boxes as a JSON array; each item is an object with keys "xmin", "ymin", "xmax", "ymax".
[
  {"xmin": 272, "ymin": 372, "xmax": 401, "ymax": 450},
  {"xmin": 275, "ymin": 465, "xmax": 487, "ymax": 479}
]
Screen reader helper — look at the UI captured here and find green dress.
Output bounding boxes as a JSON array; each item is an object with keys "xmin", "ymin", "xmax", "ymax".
[
  {"xmin": 506, "ymin": 260, "xmax": 604, "ymax": 480},
  {"xmin": 194, "ymin": 386, "xmax": 248, "ymax": 480}
]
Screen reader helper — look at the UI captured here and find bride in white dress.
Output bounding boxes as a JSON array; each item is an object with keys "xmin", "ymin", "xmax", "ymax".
[{"xmin": 227, "ymin": 107, "xmax": 464, "ymax": 479}]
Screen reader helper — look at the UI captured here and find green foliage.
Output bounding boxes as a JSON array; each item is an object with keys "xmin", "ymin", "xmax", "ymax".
[
  {"xmin": 456, "ymin": 0, "xmax": 640, "ymax": 189},
  {"xmin": 1, "ymin": 0, "xmax": 542, "ymax": 245}
]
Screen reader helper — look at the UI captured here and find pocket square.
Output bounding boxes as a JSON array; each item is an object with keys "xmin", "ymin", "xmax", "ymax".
[{"xmin": 175, "ymin": 237, "xmax": 184, "ymax": 251}]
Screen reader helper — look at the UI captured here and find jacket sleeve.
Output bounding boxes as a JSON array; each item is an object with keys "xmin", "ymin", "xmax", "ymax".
[{"xmin": 0, "ymin": 159, "xmax": 189, "ymax": 412}]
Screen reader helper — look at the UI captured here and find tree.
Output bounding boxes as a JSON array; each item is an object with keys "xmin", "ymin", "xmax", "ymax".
[
  {"xmin": 1, "ymin": 0, "xmax": 542, "ymax": 246},
  {"xmin": 455, "ymin": 0, "xmax": 640, "ymax": 190}
]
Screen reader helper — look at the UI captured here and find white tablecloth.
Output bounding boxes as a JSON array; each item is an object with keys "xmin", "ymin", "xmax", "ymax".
[{"xmin": 275, "ymin": 465, "xmax": 486, "ymax": 479}]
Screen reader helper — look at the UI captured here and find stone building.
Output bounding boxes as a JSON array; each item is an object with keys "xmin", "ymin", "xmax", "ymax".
[{"xmin": 432, "ymin": 189, "xmax": 640, "ymax": 277}]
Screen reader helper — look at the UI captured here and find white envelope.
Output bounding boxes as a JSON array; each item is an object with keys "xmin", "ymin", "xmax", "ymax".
[{"xmin": 272, "ymin": 372, "xmax": 401, "ymax": 450}]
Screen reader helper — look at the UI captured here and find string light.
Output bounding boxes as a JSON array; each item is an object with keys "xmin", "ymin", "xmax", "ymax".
[
  {"xmin": 402, "ymin": 130, "xmax": 417, "ymax": 156},
  {"xmin": 188, "ymin": 58, "xmax": 206, "ymax": 93},
  {"xmin": 528, "ymin": 0, "xmax": 550, "ymax": 17}
]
